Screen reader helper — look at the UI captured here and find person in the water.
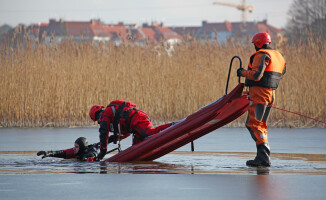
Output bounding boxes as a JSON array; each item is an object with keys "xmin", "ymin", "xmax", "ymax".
[{"xmin": 37, "ymin": 137, "xmax": 100, "ymax": 161}]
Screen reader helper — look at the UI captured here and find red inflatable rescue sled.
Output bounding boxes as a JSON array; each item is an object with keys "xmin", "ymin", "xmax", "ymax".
[{"xmin": 105, "ymin": 56, "xmax": 249, "ymax": 162}]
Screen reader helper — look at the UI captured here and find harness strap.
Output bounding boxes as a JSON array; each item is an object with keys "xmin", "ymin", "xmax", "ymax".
[
  {"xmin": 121, "ymin": 108, "xmax": 138, "ymax": 133},
  {"xmin": 111, "ymin": 106, "xmax": 116, "ymax": 116},
  {"xmin": 111, "ymin": 102, "xmax": 138, "ymax": 140},
  {"xmin": 112, "ymin": 101, "xmax": 126, "ymax": 144}
]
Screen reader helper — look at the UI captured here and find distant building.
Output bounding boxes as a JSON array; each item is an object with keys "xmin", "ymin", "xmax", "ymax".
[
  {"xmin": 37, "ymin": 19, "xmax": 123, "ymax": 44},
  {"xmin": 21, "ymin": 19, "xmax": 183, "ymax": 46},
  {"xmin": 152, "ymin": 23, "xmax": 183, "ymax": 45},
  {"xmin": 170, "ymin": 20, "xmax": 283, "ymax": 44},
  {"xmin": 1, "ymin": 19, "xmax": 283, "ymax": 46},
  {"xmin": 128, "ymin": 22, "xmax": 183, "ymax": 46},
  {"xmin": 129, "ymin": 25, "xmax": 158, "ymax": 45}
]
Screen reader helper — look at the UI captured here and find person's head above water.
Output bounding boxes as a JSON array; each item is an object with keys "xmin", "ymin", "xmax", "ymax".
[{"xmin": 74, "ymin": 137, "xmax": 88, "ymax": 155}]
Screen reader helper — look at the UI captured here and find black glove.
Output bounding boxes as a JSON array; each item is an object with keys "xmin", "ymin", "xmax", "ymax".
[
  {"xmin": 237, "ymin": 68, "xmax": 244, "ymax": 77},
  {"xmin": 97, "ymin": 148, "xmax": 107, "ymax": 160},
  {"xmin": 37, "ymin": 151, "xmax": 48, "ymax": 159},
  {"xmin": 37, "ymin": 150, "xmax": 65, "ymax": 159},
  {"xmin": 108, "ymin": 135, "xmax": 117, "ymax": 144},
  {"xmin": 37, "ymin": 151, "xmax": 55, "ymax": 159}
]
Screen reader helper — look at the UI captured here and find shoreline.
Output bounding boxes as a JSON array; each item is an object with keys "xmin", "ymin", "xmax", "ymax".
[{"xmin": 1, "ymin": 120, "xmax": 325, "ymax": 128}]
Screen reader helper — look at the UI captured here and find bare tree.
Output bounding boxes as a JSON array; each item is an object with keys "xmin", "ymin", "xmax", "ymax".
[{"xmin": 286, "ymin": 0, "xmax": 326, "ymax": 42}]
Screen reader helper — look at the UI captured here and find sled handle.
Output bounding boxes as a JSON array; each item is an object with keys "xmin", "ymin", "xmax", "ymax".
[{"xmin": 225, "ymin": 56, "xmax": 242, "ymax": 95}]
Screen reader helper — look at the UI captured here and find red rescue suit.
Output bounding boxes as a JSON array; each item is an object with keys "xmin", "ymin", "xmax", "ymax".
[
  {"xmin": 63, "ymin": 148, "xmax": 75, "ymax": 158},
  {"xmin": 242, "ymin": 49, "xmax": 286, "ymax": 145},
  {"xmin": 37, "ymin": 147, "xmax": 98, "ymax": 162},
  {"xmin": 98, "ymin": 100, "xmax": 171, "ymax": 150},
  {"xmin": 61, "ymin": 148, "xmax": 97, "ymax": 161}
]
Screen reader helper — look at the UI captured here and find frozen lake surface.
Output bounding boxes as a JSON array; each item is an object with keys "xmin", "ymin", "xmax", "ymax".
[{"xmin": 0, "ymin": 127, "xmax": 325, "ymax": 200}]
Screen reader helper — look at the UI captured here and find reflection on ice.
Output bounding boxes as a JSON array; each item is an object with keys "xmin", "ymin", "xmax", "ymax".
[{"xmin": 0, "ymin": 151, "xmax": 325, "ymax": 175}]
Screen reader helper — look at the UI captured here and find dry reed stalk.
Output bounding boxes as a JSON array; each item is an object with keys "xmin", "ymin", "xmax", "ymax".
[{"xmin": 0, "ymin": 37, "xmax": 325, "ymax": 128}]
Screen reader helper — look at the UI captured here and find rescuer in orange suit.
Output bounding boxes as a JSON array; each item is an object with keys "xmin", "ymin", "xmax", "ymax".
[
  {"xmin": 89, "ymin": 100, "xmax": 174, "ymax": 160},
  {"xmin": 237, "ymin": 32, "xmax": 286, "ymax": 167}
]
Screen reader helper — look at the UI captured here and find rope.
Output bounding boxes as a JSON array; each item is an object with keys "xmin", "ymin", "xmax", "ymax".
[
  {"xmin": 118, "ymin": 139, "xmax": 121, "ymax": 152},
  {"xmin": 267, "ymin": 104, "xmax": 326, "ymax": 125}
]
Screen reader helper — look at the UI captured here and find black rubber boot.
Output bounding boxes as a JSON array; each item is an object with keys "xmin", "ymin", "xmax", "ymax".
[{"xmin": 246, "ymin": 143, "xmax": 271, "ymax": 167}]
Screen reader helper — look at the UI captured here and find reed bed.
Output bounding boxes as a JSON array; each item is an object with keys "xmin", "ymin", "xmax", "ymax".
[{"xmin": 0, "ymin": 36, "xmax": 325, "ymax": 128}]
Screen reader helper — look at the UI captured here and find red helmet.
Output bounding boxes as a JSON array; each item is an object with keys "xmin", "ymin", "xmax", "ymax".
[
  {"xmin": 252, "ymin": 32, "xmax": 271, "ymax": 48},
  {"xmin": 89, "ymin": 105, "xmax": 104, "ymax": 121}
]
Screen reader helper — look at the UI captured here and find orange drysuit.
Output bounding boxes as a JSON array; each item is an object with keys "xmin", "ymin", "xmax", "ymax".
[{"xmin": 242, "ymin": 49, "xmax": 286, "ymax": 145}]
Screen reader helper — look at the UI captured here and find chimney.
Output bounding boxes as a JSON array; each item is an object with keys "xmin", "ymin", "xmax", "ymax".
[
  {"xmin": 49, "ymin": 19, "xmax": 56, "ymax": 25},
  {"xmin": 90, "ymin": 19, "xmax": 101, "ymax": 25},
  {"xmin": 202, "ymin": 20, "xmax": 207, "ymax": 27}
]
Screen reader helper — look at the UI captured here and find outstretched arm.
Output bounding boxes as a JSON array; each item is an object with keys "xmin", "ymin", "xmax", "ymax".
[
  {"xmin": 37, "ymin": 150, "xmax": 66, "ymax": 159},
  {"xmin": 37, "ymin": 148, "xmax": 75, "ymax": 159}
]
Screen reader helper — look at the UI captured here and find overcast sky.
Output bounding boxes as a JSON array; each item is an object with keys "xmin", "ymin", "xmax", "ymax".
[{"xmin": 0, "ymin": 0, "xmax": 293, "ymax": 28}]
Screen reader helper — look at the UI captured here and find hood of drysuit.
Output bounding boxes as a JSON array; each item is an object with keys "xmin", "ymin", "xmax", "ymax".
[{"xmin": 74, "ymin": 137, "xmax": 88, "ymax": 156}]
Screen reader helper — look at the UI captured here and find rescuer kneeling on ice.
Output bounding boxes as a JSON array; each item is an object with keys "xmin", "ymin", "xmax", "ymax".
[
  {"xmin": 237, "ymin": 32, "xmax": 287, "ymax": 167},
  {"xmin": 89, "ymin": 100, "xmax": 175, "ymax": 160},
  {"xmin": 37, "ymin": 137, "xmax": 99, "ymax": 161}
]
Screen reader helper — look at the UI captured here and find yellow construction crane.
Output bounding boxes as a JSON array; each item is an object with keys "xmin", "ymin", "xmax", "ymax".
[{"xmin": 213, "ymin": 0, "xmax": 254, "ymax": 24}]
